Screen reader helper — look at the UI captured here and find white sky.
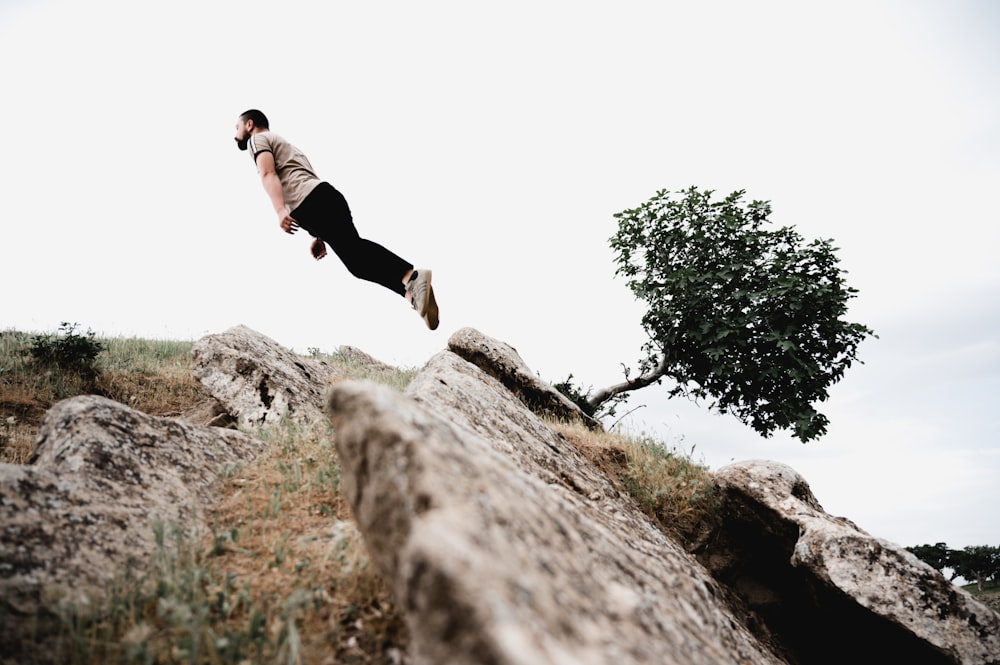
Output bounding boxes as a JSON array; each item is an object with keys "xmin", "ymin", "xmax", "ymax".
[{"xmin": 1, "ymin": 0, "xmax": 997, "ymax": 554}]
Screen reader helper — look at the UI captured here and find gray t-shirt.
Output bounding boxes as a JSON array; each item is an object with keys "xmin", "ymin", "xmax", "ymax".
[{"xmin": 247, "ymin": 131, "xmax": 322, "ymax": 211}]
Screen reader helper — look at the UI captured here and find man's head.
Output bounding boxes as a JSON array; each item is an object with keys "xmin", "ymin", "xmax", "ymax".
[{"xmin": 234, "ymin": 109, "xmax": 269, "ymax": 151}]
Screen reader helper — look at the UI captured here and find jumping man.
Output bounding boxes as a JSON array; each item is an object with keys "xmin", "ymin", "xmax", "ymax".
[{"xmin": 233, "ymin": 109, "xmax": 439, "ymax": 330}]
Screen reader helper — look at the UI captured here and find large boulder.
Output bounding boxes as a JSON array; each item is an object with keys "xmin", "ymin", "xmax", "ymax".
[
  {"xmin": 327, "ymin": 330, "xmax": 999, "ymax": 665},
  {"xmin": 705, "ymin": 460, "xmax": 1000, "ymax": 665},
  {"xmin": 326, "ymin": 350, "xmax": 785, "ymax": 665},
  {"xmin": 0, "ymin": 395, "xmax": 263, "ymax": 657},
  {"xmin": 192, "ymin": 324, "xmax": 341, "ymax": 428},
  {"xmin": 447, "ymin": 327, "xmax": 602, "ymax": 431}
]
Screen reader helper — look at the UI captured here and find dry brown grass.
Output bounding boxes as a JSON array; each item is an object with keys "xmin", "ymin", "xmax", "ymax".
[
  {"xmin": 552, "ymin": 420, "xmax": 720, "ymax": 548},
  {"xmin": 0, "ymin": 331, "xmax": 204, "ymax": 463},
  {"xmin": 44, "ymin": 419, "xmax": 407, "ymax": 665},
  {"xmin": 200, "ymin": 419, "xmax": 407, "ymax": 664}
]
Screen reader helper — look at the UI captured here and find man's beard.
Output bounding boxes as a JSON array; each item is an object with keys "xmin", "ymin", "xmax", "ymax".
[{"xmin": 236, "ymin": 137, "xmax": 249, "ymax": 151}]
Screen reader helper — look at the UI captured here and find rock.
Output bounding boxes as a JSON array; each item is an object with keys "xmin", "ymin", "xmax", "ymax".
[
  {"xmin": 0, "ymin": 395, "xmax": 263, "ymax": 656},
  {"xmin": 337, "ymin": 345, "xmax": 398, "ymax": 374},
  {"xmin": 447, "ymin": 327, "xmax": 602, "ymax": 431},
  {"xmin": 326, "ymin": 350, "xmax": 785, "ymax": 665},
  {"xmin": 408, "ymin": 351, "xmax": 616, "ymax": 500},
  {"xmin": 192, "ymin": 324, "xmax": 341, "ymax": 428},
  {"xmin": 707, "ymin": 460, "xmax": 1000, "ymax": 665},
  {"xmin": 179, "ymin": 396, "xmax": 238, "ymax": 428}
]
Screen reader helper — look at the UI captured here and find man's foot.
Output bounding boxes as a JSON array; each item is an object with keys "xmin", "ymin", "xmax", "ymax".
[{"xmin": 406, "ymin": 270, "xmax": 439, "ymax": 330}]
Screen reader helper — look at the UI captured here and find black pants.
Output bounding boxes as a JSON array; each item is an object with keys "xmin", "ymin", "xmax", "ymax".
[{"xmin": 290, "ymin": 182, "xmax": 413, "ymax": 296}]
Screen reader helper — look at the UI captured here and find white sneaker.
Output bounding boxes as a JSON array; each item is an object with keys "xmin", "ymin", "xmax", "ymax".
[{"xmin": 406, "ymin": 270, "xmax": 439, "ymax": 330}]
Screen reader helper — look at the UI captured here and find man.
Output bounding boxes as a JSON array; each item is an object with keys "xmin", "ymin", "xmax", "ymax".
[{"xmin": 234, "ymin": 109, "xmax": 439, "ymax": 330}]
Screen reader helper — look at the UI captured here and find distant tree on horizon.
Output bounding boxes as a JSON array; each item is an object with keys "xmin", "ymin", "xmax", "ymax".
[
  {"xmin": 568, "ymin": 186, "xmax": 875, "ymax": 443},
  {"xmin": 952, "ymin": 545, "xmax": 1000, "ymax": 591},
  {"xmin": 907, "ymin": 542, "xmax": 959, "ymax": 580},
  {"xmin": 906, "ymin": 542, "xmax": 1000, "ymax": 590}
]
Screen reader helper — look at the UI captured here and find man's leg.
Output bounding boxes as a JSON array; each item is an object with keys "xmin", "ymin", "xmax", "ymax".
[
  {"xmin": 292, "ymin": 183, "xmax": 439, "ymax": 329},
  {"xmin": 293, "ymin": 183, "xmax": 412, "ymax": 296}
]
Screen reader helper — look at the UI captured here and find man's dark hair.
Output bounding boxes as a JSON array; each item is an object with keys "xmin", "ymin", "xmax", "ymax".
[{"xmin": 240, "ymin": 109, "xmax": 269, "ymax": 129}]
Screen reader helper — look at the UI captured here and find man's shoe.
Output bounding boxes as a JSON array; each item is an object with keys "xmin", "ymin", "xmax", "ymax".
[{"xmin": 406, "ymin": 270, "xmax": 439, "ymax": 330}]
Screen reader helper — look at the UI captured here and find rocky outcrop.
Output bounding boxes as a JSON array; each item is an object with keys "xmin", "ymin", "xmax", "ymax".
[
  {"xmin": 327, "ymin": 350, "xmax": 786, "ymax": 665},
  {"xmin": 192, "ymin": 324, "xmax": 342, "ymax": 428},
  {"xmin": 328, "ymin": 328, "xmax": 999, "ymax": 665},
  {"xmin": 0, "ymin": 396, "xmax": 263, "ymax": 654},
  {"xmin": 4, "ymin": 324, "xmax": 995, "ymax": 665},
  {"xmin": 448, "ymin": 327, "xmax": 602, "ymax": 431},
  {"xmin": 702, "ymin": 461, "xmax": 1000, "ymax": 665}
]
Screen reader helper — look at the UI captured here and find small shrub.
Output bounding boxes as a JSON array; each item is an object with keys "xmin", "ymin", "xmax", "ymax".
[
  {"xmin": 553, "ymin": 373, "xmax": 627, "ymax": 420},
  {"xmin": 29, "ymin": 323, "xmax": 104, "ymax": 375}
]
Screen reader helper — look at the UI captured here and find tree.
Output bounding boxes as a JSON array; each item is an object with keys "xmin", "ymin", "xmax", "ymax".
[
  {"xmin": 594, "ymin": 186, "xmax": 875, "ymax": 442},
  {"xmin": 951, "ymin": 545, "xmax": 1000, "ymax": 591},
  {"xmin": 906, "ymin": 542, "xmax": 959, "ymax": 580}
]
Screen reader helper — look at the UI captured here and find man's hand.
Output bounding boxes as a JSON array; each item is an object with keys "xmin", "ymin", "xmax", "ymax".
[
  {"xmin": 256, "ymin": 152, "xmax": 297, "ymax": 233},
  {"xmin": 279, "ymin": 212, "xmax": 300, "ymax": 234},
  {"xmin": 310, "ymin": 238, "xmax": 327, "ymax": 260}
]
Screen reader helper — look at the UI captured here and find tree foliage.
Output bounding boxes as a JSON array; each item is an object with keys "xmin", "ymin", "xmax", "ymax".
[
  {"xmin": 908, "ymin": 543, "xmax": 1000, "ymax": 591},
  {"xmin": 600, "ymin": 186, "xmax": 875, "ymax": 442},
  {"xmin": 553, "ymin": 373, "xmax": 629, "ymax": 421},
  {"xmin": 906, "ymin": 542, "xmax": 956, "ymax": 579},
  {"xmin": 952, "ymin": 545, "xmax": 1000, "ymax": 591}
]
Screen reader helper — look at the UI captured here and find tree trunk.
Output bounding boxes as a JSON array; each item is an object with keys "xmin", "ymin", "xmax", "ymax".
[{"xmin": 587, "ymin": 358, "xmax": 669, "ymax": 410}]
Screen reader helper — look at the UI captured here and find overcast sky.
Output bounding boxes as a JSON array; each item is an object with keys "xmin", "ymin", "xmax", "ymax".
[{"xmin": 1, "ymin": 0, "xmax": 997, "ymax": 557}]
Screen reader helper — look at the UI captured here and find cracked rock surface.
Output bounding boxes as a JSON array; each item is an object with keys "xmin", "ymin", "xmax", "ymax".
[
  {"xmin": 327, "ymin": 350, "xmax": 785, "ymax": 665},
  {"xmin": 192, "ymin": 324, "xmax": 341, "ymax": 428},
  {"xmin": 705, "ymin": 460, "xmax": 1000, "ymax": 665},
  {"xmin": 0, "ymin": 395, "xmax": 263, "ymax": 655}
]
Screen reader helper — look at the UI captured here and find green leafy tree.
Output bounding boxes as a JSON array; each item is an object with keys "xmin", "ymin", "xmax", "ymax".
[
  {"xmin": 951, "ymin": 545, "xmax": 1000, "ymax": 591},
  {"xmin": 906, "ymin": 542, "xmax": 959, "ymax": 580},
  {"xmin": 596, "ymin": 186, "xmax": 875, "ymax": 442}
]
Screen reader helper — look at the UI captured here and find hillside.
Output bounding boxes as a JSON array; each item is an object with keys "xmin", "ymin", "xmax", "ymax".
[
  {"xmin": 0, "ymin": 327, "xmax": 997, "ymax": 663},
  {"xmin": 0, "ymin": 328, "xmax": 719, "ymax": 663}
]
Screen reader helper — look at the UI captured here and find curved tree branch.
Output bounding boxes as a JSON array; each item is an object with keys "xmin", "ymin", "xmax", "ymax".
[{"xmin": 587, "ymin": 357, "xmax": 669, "ymax": 409}]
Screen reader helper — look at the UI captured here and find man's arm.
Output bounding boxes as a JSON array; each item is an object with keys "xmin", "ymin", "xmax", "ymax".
[{"xmin": 256, "ymin": 151, "xmax": 299, "ymax": 234}]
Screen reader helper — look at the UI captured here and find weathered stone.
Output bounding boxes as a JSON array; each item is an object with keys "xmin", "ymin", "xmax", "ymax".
[
  {"xmin": 326, "ymin": 351, "xmax": 785, "ymax": 665},
  {"xmin": 0, "ymin": 395, "xmax": 263, "ymax": 656},
  {"xmin": 409, "ymin": 351, "xmax": 616, "ymax": 501},
  {"xmin": 192, "ymin": 324, "xmax": 341, "ymax": 428},
  {"xmin": 338, "ymin": 345, "xmax": 397, "ymax": 373},
  {"xmin": 179, "ymin": 396, "xmax": 237, "ymax": 428},
  {"xmin": 447, "ymin": 327, "xmax": 602, "ymax": 431},
  {"xmin": 708, "ymin": 460, "xmax": 1000, "ymax": 665}
]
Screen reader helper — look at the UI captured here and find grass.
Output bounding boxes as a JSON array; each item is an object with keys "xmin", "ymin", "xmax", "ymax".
[
  {"xmin": 1, "ymin": 326, "xmax": 717, "ymax": 663},
  {"xmin": 0, "ymin": 330, "xmax": 203, "ymax": 463},
  {"xmin": 960, "ymin": 580, "xmax": 1000, "ymax": 614},
  {"xmin": 551, "ymin": 421, "xmax": 720, "ymax": 547},
  {"xmin": 45, "ymin": 416, "xmax": 406, "ymax": 664}
]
